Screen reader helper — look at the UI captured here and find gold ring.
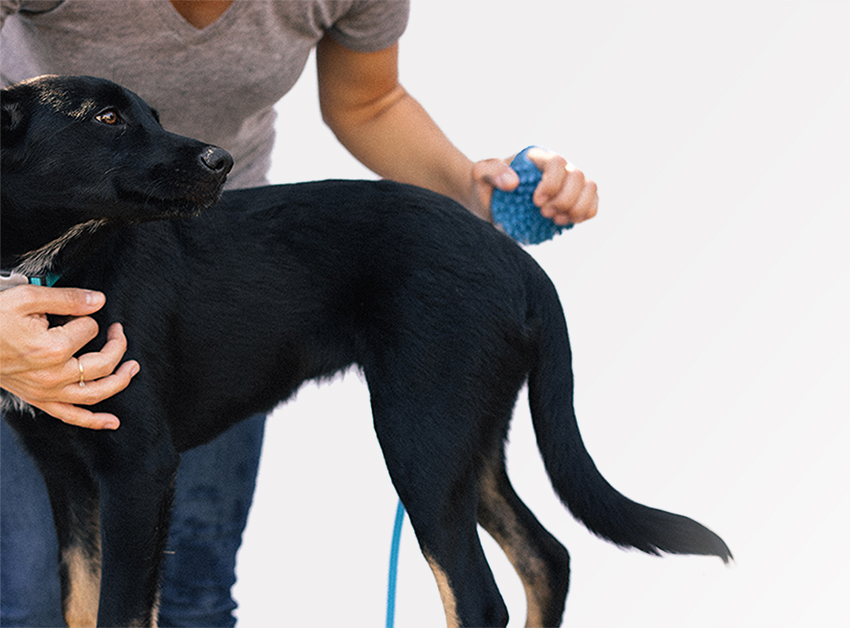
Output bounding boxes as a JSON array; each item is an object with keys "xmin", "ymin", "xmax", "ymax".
[{"xmin": 77, "ymin": 358, "xmax": 86, "ymax": 388}]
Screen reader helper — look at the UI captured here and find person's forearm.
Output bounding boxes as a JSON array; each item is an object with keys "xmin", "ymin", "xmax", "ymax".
[
  {"xmin": 322, "ymin": 84, "xmax": 481, "ymax": 216},
  {"xmin": 316, "ymin": 36, "xmax": 597, "ymax": 226},
  {"xmin": 314, "ymin": 36, "xmax": 481, "ymax": 216}
]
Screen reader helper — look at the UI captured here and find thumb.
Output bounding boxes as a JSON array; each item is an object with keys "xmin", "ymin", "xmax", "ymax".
[
  {"xmin": 470, "ymin": 158, "xmax": 522, "ymax": 222},
  {"xmin": 473, "ymin": 158, "xmax": 520, "ymax": 192}
]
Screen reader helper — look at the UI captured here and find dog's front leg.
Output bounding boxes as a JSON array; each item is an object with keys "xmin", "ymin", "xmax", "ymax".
[
  {"xmin": 95, "ymin": 435, "xmax": 179, "ymax": 628},
  {"xmin": 3, "ymin": 410, "xmax": 105, "ymax": 628},
  {"xmin": 47, "ymin": 462, "xmax": 102, "ymax": 628}
]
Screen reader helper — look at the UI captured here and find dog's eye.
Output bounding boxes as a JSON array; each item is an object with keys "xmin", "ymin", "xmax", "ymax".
[{"xmin": 95, "ymin": 109, "xmax": 123, "ymax": 126}]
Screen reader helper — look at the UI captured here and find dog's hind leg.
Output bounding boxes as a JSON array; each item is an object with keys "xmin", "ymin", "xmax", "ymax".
[
  {"xmin": 95, "ymin": 435, "xmax": 179, "ymax": 628},
  {"xmin": 369, "ymin": 391, "xmax": 509, "ymax": 627},
  {"xmin": 477, "ymin": 446, "xmax": 571, "ymax": 628}
]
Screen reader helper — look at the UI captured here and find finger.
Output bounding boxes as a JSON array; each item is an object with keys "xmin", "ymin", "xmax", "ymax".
[
  {"xmin": 5, "ymin": 358, "xmax": 139, "ymax": 413},
  {"xmin": 31, "ymin": 399, "xmax": 121, "ymax": 430},
  {"xmin": 14, "ymin": 286, "xmax": 105, "ymax": 318},
  {"xmin": 538, "ymin": 169, "xmax": 584, "ymax": 219},
  {"xmin": 34, "ymin": 315, "xmax": 102, "ymax": 370},
  {"xmin": 569, "ymin": 181, "xmax": 600, "ymax": 224},
  {"xmin": 525, "ymin": 148, "xmax": 568, "ymax": 207},
  {"xmin": 74, "ymin": 323, "xmax": 129, "ymax": 383},
  {"xmin": 71, "ymin": 359, "xmax": 140, "ymax": 405}
]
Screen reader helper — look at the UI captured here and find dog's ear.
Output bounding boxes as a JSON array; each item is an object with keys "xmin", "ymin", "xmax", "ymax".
[{"xmin": 1, "ymin": 86, "xmax": 31, "ymax": 152}]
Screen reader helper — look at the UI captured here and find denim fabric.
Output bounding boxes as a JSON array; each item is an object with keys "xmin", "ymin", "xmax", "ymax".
[
  {"xmin": 0, "ymin": 415, "xmax": 266, "ymax": 628},
  {"xmin": 158, "ymin": 415, "xmax": 265, "ymax": 627},
  {"xmin": 0, "ymin": 419, "xmax": 64, "ymax": 628}
]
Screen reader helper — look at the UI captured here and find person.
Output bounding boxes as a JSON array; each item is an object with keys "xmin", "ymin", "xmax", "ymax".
[{"xmin": 0, "ymin": 1, "xmax": 598, "ymax": 625}]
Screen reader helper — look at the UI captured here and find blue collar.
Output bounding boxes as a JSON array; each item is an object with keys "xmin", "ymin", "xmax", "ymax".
[{"xmin": 0, "ymin": 271, "xmax": 63, "ymax": 292}]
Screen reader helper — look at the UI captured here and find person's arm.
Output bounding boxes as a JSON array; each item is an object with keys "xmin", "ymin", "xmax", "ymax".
[
  {"xmin": 316, "ymin": 36, "xmax": 598, "ymax": 224},
  {"xmin": 0, "ymin": 286, "xmax": 139, "ymax": 429}
]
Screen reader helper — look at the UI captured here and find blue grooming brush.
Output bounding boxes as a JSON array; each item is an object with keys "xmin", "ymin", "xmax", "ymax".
[{"xmin": 490, "ymin": 146, "xmax": 573, "ymax": 245}]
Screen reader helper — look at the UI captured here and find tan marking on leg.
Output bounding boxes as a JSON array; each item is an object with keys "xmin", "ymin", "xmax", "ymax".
[
  {"xmin": 126, "ymin": 611, "xmax": 155, "ymax": 628},
  {"xmin": 121, "ymin": 581, "xmax": 161, "ymax": 627},
  {"xmin": 478, "ymin": 466, "xmax": 553, "ymax": 628},
  {"xmin": 151, "ymin": 587, "xmax": 161, "ymax": 628},
  {"xmin": 61, "ymin": 502, "xmax": 102, "ymax": 628},
  {"xmin": 62, "ymin": 542, "xmax": 101, "ymax": 628},
  {"xmin": 125, "ymin": 592, "xmax": 160, "ymax": 628},
  {"xmin": 424, "ymin": 551, "xmax": 461, "ymax": 628}
]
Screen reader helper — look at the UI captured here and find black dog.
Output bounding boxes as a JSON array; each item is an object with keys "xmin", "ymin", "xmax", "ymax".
[{"xmin": 1, "ymin": 76, "xmax": 731, "ymax": 628}]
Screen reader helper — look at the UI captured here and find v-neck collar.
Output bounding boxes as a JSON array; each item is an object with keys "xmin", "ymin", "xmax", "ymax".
[{"xmin": 154, "ymin": 0, "xmax": 241, "ymax": 41}]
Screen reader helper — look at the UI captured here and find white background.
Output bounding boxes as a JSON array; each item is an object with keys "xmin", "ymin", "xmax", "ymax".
[{"xmin": 233, "ymin": 2, "xmax": 850, "ymax": 626}]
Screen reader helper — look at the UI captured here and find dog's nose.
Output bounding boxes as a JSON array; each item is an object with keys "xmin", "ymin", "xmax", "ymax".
[{"xmin": 200, "ymin": 146, "xmax": 234, "ymax": 175}]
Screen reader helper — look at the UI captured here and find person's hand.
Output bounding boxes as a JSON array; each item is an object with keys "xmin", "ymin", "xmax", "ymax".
[
  {"xmin": 471, "ymin": 147, "xmax": 599, "ymax": 226},
  {"xmin": 0, "ymin": 286, "xmax": 139, "ymax": 430}
]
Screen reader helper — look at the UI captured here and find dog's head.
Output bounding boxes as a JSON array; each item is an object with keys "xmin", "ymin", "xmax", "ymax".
[{"xmin": 1, "ymin": 75, "xmax": 233, "ymax": 268}]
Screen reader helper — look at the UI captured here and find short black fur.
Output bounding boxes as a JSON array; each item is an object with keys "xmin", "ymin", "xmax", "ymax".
[{"xmin": 1, "ymin": 76, "xmax": 731, "ymax": 628}]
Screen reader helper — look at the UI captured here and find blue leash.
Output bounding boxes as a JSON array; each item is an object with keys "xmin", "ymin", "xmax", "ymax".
[
  {"xmin": 386, "ymin": 500, "xmax": 406, "ymax": 628},
  {"xmin": 384, "ymin": 146, "xmax": 569, "ymax": 627}
]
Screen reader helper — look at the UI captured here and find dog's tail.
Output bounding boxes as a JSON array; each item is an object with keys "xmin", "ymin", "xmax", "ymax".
[{"xmin": 524, "ymin": 266, "xmax": 732, "ymax": 562}]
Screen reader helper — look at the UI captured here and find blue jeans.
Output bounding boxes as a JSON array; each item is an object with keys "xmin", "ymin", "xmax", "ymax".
[{"xmin": 0, "ymin": 414, "xmax": 265, "ymax": 628}]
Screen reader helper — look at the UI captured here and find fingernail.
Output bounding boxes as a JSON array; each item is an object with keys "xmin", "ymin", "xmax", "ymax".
[
  {"xmin": 496, "ymin": 170, "xmax": 519, "ymax": 190},
  {"xmin": 105, "ymin": 419, "xmax": 120, "ymax": 430},
  {"xmin": 85, "ymin": 291, "xmax": 105, "ymax": 307}
]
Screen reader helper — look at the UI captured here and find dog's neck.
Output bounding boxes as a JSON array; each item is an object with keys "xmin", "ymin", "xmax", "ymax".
[
  {"xmin": 1, "ymin": 204, "xmax": 117, "ymax": 282},
  {"xmin": 11, "ymin": 219, "xmax": 109, "ymax": 276}
]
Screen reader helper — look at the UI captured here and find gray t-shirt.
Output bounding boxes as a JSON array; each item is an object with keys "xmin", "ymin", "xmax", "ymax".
[{"xmin": 0, "ymin": 0, "xmax": 410, "ymax": 188}]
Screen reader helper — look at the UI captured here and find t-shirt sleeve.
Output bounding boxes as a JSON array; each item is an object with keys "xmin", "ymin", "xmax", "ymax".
[
  {"xmin": 1, "ymin": 0, "xmax": 63, "ymax": 29},
  {"xmin": 0, "ymin": 0, "xmax": 19, "ymax": 28},
  {"xmin": 328, "ymin": 0, "xmax": 410, "ymax": 52}
]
